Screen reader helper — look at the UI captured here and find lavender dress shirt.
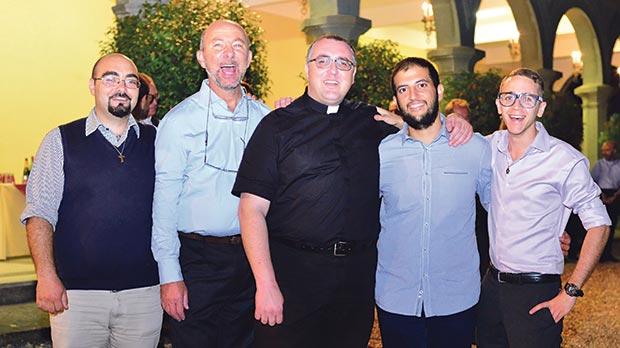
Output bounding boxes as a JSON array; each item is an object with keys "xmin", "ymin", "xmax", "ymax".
[{"xmin": 488, "ymin": 122, "xmax": 610, "ymax": 275}]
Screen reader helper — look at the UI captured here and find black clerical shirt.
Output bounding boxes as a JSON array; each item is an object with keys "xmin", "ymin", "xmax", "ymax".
[{"xmin": 233, "ymin": 92, "xmax": 395, "ymax": 245}]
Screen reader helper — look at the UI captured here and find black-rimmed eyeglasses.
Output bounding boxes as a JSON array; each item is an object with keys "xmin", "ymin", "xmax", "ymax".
[{"xmin": 497, "ymin": 92, "xmax": 543, "ymax": 109}]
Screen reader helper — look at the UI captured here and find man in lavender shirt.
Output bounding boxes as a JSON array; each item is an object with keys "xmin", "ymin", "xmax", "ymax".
[{"xmin": 477, "ymin": 68, "xmax": 610, "ymax": 347}]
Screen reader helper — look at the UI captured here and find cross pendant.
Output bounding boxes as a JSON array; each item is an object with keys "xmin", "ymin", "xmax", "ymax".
[{"xmin": 118, "ymin": 154, "xmax": 125, "ymax": 163}]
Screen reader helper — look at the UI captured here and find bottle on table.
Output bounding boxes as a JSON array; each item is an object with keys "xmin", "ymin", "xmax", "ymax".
[{"xmin": 22, "ymin": 157, "xmax": 30, "ymax": 184}]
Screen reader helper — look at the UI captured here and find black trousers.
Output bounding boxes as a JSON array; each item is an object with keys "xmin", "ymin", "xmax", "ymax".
[
  {"xmin": 168, "ymin": 237, "xmax": 255, "ymax": 348},
  {"xmin": 601, "ymin": 188, "xmax": 619, "ymax": 260},
  {"xmin": 476, "ymin": 269, "xmax": 563, "ymax": 348},
  {"xmin": 254, "ymin": 241, "xmax": 377, "ymax": 348},
  {"xmin": 377, "ymin": 305, "xmax": 476, "ymax": 348}
]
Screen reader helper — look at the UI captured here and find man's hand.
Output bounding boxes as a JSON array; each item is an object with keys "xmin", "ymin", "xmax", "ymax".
[
  {"xmin": 255, "ymin": 283, "xmax": 284, "ymax": 326},
  {"xmin": 560, "ymin": 232, "xmax": 571, "ymax": 257},
  {"xmin": 35, "ymin": 274, "xmax": 68, "ymax": 314},
  {"xmin": 161, "ymin": 281, "xmax": 189, "ymax": 321},
  {"xmin": 529, "ymin": 290, "xmax": 576, "ymax": 323},
  {"xmin": 274, "ymin": 97, "xmax": 293, "ymax": 109},
  {"xmin": 445, "ymin": 113, "xmax": 473, "ymax": 146},
  {"xmin": 374, "ymin": 107, "xmax": 404, "ymax": 129}
]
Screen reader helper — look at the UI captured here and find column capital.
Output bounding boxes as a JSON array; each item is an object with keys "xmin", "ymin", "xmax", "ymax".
[
  {"xmin": 427, "ymin": 46, "xmax": 485, "ymax": 75},
  {"xmin": 302, "ymin": 15, "xmax": 371, "ymax": 44},
  {"xmin": 574, "ymin": 83, "xmax": 614, "ymax": 106}
]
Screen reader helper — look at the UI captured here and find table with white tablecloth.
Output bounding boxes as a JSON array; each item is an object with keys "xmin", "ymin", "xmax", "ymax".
[{"xmin": 0, "ymin": 184, "xmax": 30, "ymax": 260}]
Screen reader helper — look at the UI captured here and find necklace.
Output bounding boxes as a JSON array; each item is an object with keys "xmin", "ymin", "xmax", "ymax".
[{"xmin": 109, "ymin": 140, "xmax": 127, "ymax": 163}]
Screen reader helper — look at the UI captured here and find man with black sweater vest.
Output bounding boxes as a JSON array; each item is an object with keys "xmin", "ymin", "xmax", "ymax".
[{"xmin": 21, "ymin": 53, "xmax": 162, "ymax": 347}]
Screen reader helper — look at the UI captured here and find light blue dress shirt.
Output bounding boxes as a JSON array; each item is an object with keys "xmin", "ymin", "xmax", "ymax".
[
  {"xmin": 376, "ymin": 116, "xmax": 491, "ymax": 317},
  {"xmin": 591, "ymin": 158, "xmax": 620, "ymax": 190},
  {"xmin": 151, "ymin": 80, "xmax": 270, "ymax": 284}
]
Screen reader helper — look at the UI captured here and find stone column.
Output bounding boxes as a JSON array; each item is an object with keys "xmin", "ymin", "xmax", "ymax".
[
  {"xmin": 574, "ymin": 83, "xmax": 614, "ymax": 164},
  {"xmin": 537, "ymin": 68, "xmax": 563, "ymax": 96},
  {"xmin": 113, "ymin": 0, "xmax": 166, "ymax": 18},
  {"xmin": 302, "ymin": 0, "xmax": 371, "ymax": 44},
  {"xmin": 427, "ymin": 46, "xmax": 485, "ymax": 75}
]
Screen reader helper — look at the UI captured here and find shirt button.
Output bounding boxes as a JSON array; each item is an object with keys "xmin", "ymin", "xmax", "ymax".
[{"xmin": 418, "ymin": 290, "xmax": 423, "ymax": 295}]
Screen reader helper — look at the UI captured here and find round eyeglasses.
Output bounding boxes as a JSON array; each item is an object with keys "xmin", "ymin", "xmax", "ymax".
[
  {"xmin": 307, "ymin": 55, "xmax": 356, "ymax": 71},
  {"xmin": 497, "ymin": 92, "xmax": 543, "ymax": 109}
]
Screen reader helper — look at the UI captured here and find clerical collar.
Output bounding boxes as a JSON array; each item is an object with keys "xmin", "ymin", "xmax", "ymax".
[{"xmin": 302, "ymin": 89, "xmax": 341, "ymax": 115}]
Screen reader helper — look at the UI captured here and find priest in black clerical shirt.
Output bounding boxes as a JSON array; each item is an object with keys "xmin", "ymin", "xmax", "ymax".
[{"xmin": 233, "ymin": 35, "xmax": 471, "ymax": 348}]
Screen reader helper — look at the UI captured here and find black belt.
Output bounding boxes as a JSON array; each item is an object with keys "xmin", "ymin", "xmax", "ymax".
[
  {"xmin": 489, "ymin": 265, "xmax": 561, "ymax": 284},
  {"xmin": 272, "ymin": 237, "xmax": 375, "ymax": 257},
  {"xmin": 179, "ymin": 232, "xmax": 242, "ymax": 245}
]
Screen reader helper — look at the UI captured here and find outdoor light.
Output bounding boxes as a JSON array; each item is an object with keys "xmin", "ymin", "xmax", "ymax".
[{"xmin": 421, "ymin": 1, "xmax": 435, "ymax": 43}]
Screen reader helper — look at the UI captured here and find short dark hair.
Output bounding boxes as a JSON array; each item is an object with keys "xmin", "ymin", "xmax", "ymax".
[
  {"xmin": 500, "ymin": 68, "xmax": 544, "ymax": 95},
  {"xmin": 390, "ymin": 57, "xmax": 440, "ymax": 96},
  {"xmin": 306, "ymin": 35, "xmax": 356, "ymax": 65}
]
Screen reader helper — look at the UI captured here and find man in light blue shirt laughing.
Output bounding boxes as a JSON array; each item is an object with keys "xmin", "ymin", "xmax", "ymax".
[{"xmin": 376, "ymin": 57, "xmax": 492, "ymax": 347}]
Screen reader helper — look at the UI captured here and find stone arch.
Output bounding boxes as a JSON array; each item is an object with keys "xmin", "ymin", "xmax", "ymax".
[
  {"xmin": 505, "ymin": 0, "xmax": 543, "ymax": 69},
  {"xmin": 564, "ymin": 7, "xmax": 603, "ymax": 85}
]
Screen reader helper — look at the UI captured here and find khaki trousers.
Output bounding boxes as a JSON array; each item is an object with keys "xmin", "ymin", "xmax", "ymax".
[{"xmin": 50, "ymin": 285, "xmax": 162, "ymax": 348}]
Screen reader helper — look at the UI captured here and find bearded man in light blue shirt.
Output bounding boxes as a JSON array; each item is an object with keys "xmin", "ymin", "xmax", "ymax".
[
  {"xmin": 376, "ymin": 57, "xmax": 492, "ymax": 347},
  {"xmin": 151, "ymin": 20, "xmax": 270, "ymax": 347}
]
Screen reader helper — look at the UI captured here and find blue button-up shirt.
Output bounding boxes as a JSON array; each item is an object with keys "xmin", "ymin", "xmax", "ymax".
[
  {"xmin": 151, "ymin": 80, "xmax": 270, "ymax": 284},
  {"xmin": 376, "ymin": 116, "xmax": 491, "ymax": 316}
]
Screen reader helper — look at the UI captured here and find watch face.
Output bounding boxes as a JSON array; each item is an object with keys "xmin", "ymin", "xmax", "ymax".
[{"xmin": 564, "ymin": 283, "xmax": 584, "ymax": 297}]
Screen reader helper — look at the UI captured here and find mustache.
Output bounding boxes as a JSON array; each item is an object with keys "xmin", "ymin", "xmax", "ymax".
[{"xmin": 109, "ymin": 92, "xmax": 131, "ymax": 101}]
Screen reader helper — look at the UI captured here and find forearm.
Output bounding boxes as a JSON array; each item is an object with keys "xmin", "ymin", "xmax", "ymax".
[
  {"xmin": 26, "ymin": 217, "xmax": 59, "ymax": 279},
  {"xmin": 568, "ymin": 225, "xmax": 609, "ymax": 287},
  {"xmin": 238, "ymin": 197, "xmax": 277, "ymax": 289}
]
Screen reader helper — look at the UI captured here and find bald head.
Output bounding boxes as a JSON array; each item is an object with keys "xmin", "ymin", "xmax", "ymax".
[
  {"xmin": 91, "ymin": 53, "xmax": 138, "ymax": 79},
  {"xmin": 199, "ymin": 20, "xmax": 249, "ymax": 51}
]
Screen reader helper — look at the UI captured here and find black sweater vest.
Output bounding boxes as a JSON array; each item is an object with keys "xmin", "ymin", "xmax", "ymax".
[{"xmin": 55, "ymin": 118, "xmax": 159, "ymax": 290}]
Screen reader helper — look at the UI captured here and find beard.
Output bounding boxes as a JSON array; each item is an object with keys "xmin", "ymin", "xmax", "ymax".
[
  {"xmin": 206, "ymin": 65, "xmax": 246, "ymax": 91},
  {"xmin": 107, "ymin": 92, "xmax": 132, "ymax": 118},
  {"xmin": 399, "ymin": 94, "xmax": 439, "ymax": 130}
]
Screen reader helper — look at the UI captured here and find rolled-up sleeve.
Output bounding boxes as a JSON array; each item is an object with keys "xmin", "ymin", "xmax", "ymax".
[
  {"xmin": 20, "ymin": 128, "xmax": 64, "ymax": 228},
  {"xmin": 563, "ymin": 159, "xmax": 611, "ymax": 230},
  {"xmin": 151, "ymin": 116, "xmax": 188, "ymax": 284}
]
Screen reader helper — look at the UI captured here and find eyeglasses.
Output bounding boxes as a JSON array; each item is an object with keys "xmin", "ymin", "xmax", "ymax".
[
  {"xmin": 307, "ymin": 55, "xmax": 356, "ymax": 71},
  {"xmin": 203, "ymin": 91, "xmax": 250, "ymax": 173},
  {"xmin": 94, "ymin": 75, "xmax": 141, "ymax": 89},
  {"xmin": 145, "ymin": 94, "xmax": 159, "ymax": 103},
  {"xmin": 497, "ymin": 92, "xmax": 543, "ymax": 109}
]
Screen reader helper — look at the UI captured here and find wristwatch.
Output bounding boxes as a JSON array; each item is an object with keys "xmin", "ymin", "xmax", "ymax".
[{"xmin": 564, "ymin": 283, "xmax": 584, "ymax": 297}]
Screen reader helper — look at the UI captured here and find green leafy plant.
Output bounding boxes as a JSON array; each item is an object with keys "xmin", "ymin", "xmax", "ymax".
[
  {"xmin": 347, "ymin": 40, "xmax": 404, "ymax": 108},
  {"xmin": 598, "ymin": 113, "xmax": 620, "ymax": 146},
  {"xmin": 101, "ymin": 0, "xmax": 270, "ymax": 115},
  {"xmin": 441, "ymin": 70, "xmax": 503, "ymax": 135},
  {"xmin": 541, "ymin": 93, "xmax": 583, "ymax": 151}
]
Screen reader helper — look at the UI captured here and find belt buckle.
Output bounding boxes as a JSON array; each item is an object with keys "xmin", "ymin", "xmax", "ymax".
[
  {"xmin": 497, "ymin": 270, "xmax": 506, "ymax": 284},
  {"xmin": 333, "ymin": 241, "xmax": 349, "ymax": 257}
]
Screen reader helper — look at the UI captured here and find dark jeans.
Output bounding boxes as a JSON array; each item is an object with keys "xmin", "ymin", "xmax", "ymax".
[
  {"xmin": 254, "ymin": 241, "xmax": 377, "ymax": 348},
  {"xmin": 168, "ymin": 236, "xmax": 255, "ymax": 348},
  {"xmin": 476, "ymin": 269, "xmax": 563, "ymax": 348},
  {"xmin": 377, "ymin": 305, "xmax": 476, "ymax": 348}
]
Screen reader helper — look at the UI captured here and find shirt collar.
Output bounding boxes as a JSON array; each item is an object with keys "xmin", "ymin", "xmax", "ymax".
[
  {"xmin": 198, "ymin": 79, "xmax": 249, "ymax": 114},
  {"xmin": 85, "ymin": 108, "xmax": 140, "ymax": 138},
  {"xmin": 497, "ymin": 121, "xmax": 550, "ymax": 154},
  {"xmin": 398, "ymin": 114, "xmax": 448, "ymax": 145},
  {"xmin": 301, "ymin": 89, "xmax": 340, "ymax": 115}
]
